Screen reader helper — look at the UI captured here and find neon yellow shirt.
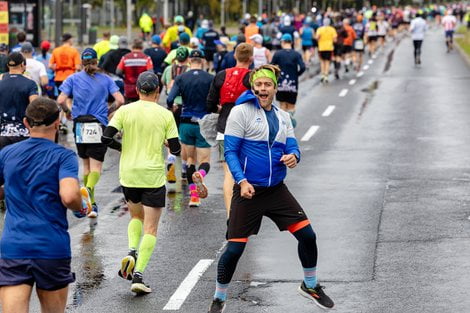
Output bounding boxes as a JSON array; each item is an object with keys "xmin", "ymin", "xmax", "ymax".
[
  {"xmin": 316, "ymin": 26, "xmax": 337, "ymax": 51},
  {"xmin": 164, "ymin": 46, "xmax": 193, "ymax": 65},
  {"xmin": 93, "ymin": 40, "xmax": 111, "ymax": 60},
  {"xmin": 162, "ymin": 25, "xmax": 193, "ymax": 49},
  {"xmin": 108, "ymin": 100, "xmax": 179, "ymax": 188}
]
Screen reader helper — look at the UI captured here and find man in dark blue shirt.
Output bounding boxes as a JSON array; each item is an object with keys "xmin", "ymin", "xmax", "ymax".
[
  {"xmin": 201, "ymin": 22, "xmax": 219, "ymax": 71},
  {"xmin": 167, "ymin": 49, "xmax": 214, "ymax": 208},
  {"xmin": 0, "ymin": 52, "xmax": 39, "ymax": 149},
  {"xmin": 0, "ymin": 97, "xmax": 88, "ymax": 313},
  {"xmin": 271, "ymin": 34, "xmax": 305, "ymax": 128},
  {"xmin": 144, "ymin": 35, "xmax": 168, "ymax": 75}
]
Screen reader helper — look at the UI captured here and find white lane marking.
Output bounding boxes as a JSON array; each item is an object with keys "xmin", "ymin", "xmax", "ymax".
[
  {"xmin": 322, "ymin": 105, "xmax": 335, "ymax": 117},
  {"xmin": 368, "ymin": 60, "xmax": 373, "ymax": 64},
  {"xmin": 301, "ymin": 126, "xmax": 320, "ymax": 141},
  {"xmin": 357, "ymin": 71, "xmax": 364, "ymax": 77},
  {"xmin": 349, "ymin": 79, "xmax": 356, "ymax": 85},
  {"xmin": 372, "ymin": 54, "xmax": 377, "ymax": 59},
  {"xmin": 363, "ymin": 65, "xmax": 369, "ymax": 70},
  {"xmin": 163, "ymin": 259, "xmax": 214, "ymax": 310},
  {"xmin": 339, "ymin": 89, "xmax": 348, "ymax": 97}
]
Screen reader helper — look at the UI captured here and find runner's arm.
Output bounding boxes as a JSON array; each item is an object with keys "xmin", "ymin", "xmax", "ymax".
[
  {"xmin": 206, "ymin": 70, "xmax": 225, "ymax": 113},
  {"xmin": 59, "ymin": 152, "xmax": 82, "ymax": 212},
  {"xmin": 101, "ymin": 126, "xmax": 122, "ymax": 151},
  {"xmin": 167, "ymin": 137, "xmax": 181, "ymax": 156},
  {"xmin": 297, "ymin": 53, "xmax": 306, "ymax": 76},
  {"xmin": 112, "ymin": 92, "xmax": 125, "ymax": 109},
  {"xmin": 166, "ymin": 78, "xmax": 181, "ymax": 109}
]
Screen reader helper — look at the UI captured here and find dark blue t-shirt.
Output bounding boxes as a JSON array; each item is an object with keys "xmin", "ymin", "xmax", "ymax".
[
  {"xmin": 60, "ymin": 71, "xmax": 119, "ymax": 125},
  {"xmin": 0, "ymin": 138, "xmax": 79, "ymax": 259},
  {"xmin": 271, "ymin": 49, "xmax": 306, "ymax": 93},
  {"xmin": 264, "ymin": 107, "xmax": 279, "ymax": 146},
  {"xmin": 0, "ymin": 73, "xmax": 38, "ymax": 137},
  {"xmin": 144, "ymin": 47, "xmax": 167, "ymax": 75}
]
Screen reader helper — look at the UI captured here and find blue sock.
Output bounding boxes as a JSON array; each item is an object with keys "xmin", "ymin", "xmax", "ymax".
[
  {"xmin": 214, "ymin": 281, "xmax": 229, "ymax": 301},
  {"xmin": 303, "ymin": 267, "xmax": 317, "ymax": 289}
]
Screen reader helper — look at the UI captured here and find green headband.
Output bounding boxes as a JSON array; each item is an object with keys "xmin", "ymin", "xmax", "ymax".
[{"xmin": 251, "ymin": 69, "xmax": 277, "ymax": 86}]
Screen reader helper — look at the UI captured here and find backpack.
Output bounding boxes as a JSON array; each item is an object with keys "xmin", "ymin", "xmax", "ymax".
[
  {"xmin": 219, "ymin": 67, "xmax": 251, "ymax": 105},
  {"xmin": 168, "ymin": 63, "xmax": 188, "ymax": 91}
]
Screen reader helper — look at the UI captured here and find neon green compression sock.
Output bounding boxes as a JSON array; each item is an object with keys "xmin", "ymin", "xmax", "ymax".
[
  {"xmin": 85, "ymin": 171, "xmax": 100, "ymax": 203},
  {"xmin": 135, "ymin": 234, "xmax": 157, "ymax": 273},
  {"xmin": 83, "ymin": 174, "xmax": 89, "ymax": 186},
  {"xmin": 128, "ymin": 218, "xmax": 143, "ymax": 250}
]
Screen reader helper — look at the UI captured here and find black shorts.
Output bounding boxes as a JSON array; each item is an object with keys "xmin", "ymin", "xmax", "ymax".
[
  {"xmin": 0, "ymin": 258, "xmax": 75, "ymax": 290},
  {"xmin": 334, "ymin": 44, "xmax": 344, "ymax": 56},
  {"xmin": 302, "ymin": 45, "xmax": 313, "ymax": 51},
  {"xmin": 122, "ymin": 185, "xmax": 166, "ymax": 208},
  {"xmin": 377, "ymin": 35, "xmax": 386, "ymax": 39},
  {"xmin": 276, "ymin": 91, "xmax": 298, "ymax": 105},
  {"xmin": 73, "ymin": 119, "xmax": 107, "ymax": 162},
  {"xmin": 205, "ymin": 49, "xmax": 216, "ymax": 62},
  {"xmin": 227, "ymin": 183, "xmax": 308, "ymax": 239},
  {"xmin": 319, "ymin": 50, "xmax": 333, "ymax": 60},
  {"xmin": 343, "ymin": 45, "xmax": 353, "ymax": 53},
  {"xmin": 368, "ymin": 36, "xmax": 378, "ymax": 42}
]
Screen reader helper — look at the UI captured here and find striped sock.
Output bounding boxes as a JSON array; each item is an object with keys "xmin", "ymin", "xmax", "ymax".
[
  {"xmin": 303, "ymin": 267, "xmax": 317, "ymax": 289},
  {"xmin": 214, "ymin": 281, "xmax": 229, "ymax": 301}
]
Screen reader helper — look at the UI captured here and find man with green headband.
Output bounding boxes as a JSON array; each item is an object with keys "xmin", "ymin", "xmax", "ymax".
[{"xmin": 208, "ymin": 65, "xmax": 334, "ymax": 312}]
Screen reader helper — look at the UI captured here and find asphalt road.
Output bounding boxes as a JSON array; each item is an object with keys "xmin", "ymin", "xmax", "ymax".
[{"xmin": 3, "ymin": 27, "xmax": 470, "ymax": 313}]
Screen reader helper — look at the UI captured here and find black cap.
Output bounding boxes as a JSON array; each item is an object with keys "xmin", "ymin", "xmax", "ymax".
[
  {"xmin": 0, "ymin": 43, "xmax": 8, "ymax": 52},
  {"xmin": 136, "ymin": 71, "xmax": 159, "ymax": 94},
  {"xmin": 62, "ymin": 33, "xmax": 73, "ymax": 42},
  {"xmin": 7, "ymin": 52, "xmax": 26, "ymax": 67},
  {"xmin": 189, "ymin": 49, "xmax": 205, "ymax": 58}
]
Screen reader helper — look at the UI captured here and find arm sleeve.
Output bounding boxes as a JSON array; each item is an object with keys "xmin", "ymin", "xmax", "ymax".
[
  {"xmin": 166, "ymin": 78, "xmax": 180, "ymax": 108},
  {"xmin": 101, "ymin": 126, "xmax": 122, "ymax": 151},
  {"xmin": 206, "ymin": 71, "xmax": 225, "ymax": 113},
  {"xmin": 167, "ymin": 137, "xmax": 181, "ymax": 156},
  {"xmin": 297, "ymin": 53, "xmax": 306, "ymax": 76},
  {"xmin": 59, "ymin": 76, "xmax": 73, "ymax": 96},
  {"xmin": 224, "ymin": 107, "xmax": 247, "ymax": 184},
  {"xmin": 59, "ymin": 150, "xmax": 79, "ymax": 180}
]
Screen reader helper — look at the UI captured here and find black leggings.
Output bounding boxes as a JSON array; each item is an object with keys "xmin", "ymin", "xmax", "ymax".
[
  {"xmin": 413, "ymin": 40, "xmax": 423, "ymax": 59},
  {"xmin": 216, "ymin": 224, "xmax": 318, "ymax": 284}
]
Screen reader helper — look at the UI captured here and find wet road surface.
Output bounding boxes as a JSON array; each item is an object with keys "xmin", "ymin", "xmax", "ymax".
[{"xmin": 2, "ymin": 28, "xmax": 470, "ymax": 312}]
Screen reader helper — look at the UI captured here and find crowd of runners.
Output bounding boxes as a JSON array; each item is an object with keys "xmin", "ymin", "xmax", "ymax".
[{"xmin": 0, "ymin": 2, "xmax": 469, "ymax": 313}]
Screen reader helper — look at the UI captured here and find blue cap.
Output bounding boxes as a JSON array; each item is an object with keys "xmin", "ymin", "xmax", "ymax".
[
  {"xmin": 151, "ymin": 35, "xmax": 161, "ymax": 44},
  {"xmin": 81, "ymin": 48, "xmax": 97, "ymax": 60},
  {"xmin": 179, "ymin": 32, "xmax": 190, "ymax": 44},
  {"xmin": 281, "ymin": 33, "xmax": 293, "ymax": 42}
]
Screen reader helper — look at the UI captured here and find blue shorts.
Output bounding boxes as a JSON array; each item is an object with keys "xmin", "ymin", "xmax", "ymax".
[
  {"xmin": 179, "ymin": 122, "xmax": 211, "ymax": 148},
  {"xmin": 0, "ymin": 258, "xmax": 75, "ymax": 290},
  {"xmin": 445, "ymin": 30, "xmax": 454, "ymax": 38}
]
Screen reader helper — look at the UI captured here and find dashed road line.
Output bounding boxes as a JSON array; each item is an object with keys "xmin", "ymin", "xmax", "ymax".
[
  {"xmin": 349, "ymin": 79, "xmax": 356, "ymax": 85},
  {"xmin": 363, "ymin": 65, "xmax": 370, "ymax": 70},
  {"xmin": 163, "ymin": 259, "xmax": 214, "ymax": 310},
  {"xmin": 322, "ymin": 105, "xmax": 335, "ymax": 117},
  {"xmin": 339, "ymin": 89, "xmax": 348, "ymax": 97},
  {"xmin": 357, "ymin": 71, "xmax": 364, "ymax": 77},
  {"xmin": 368, "ymin": 60, "xmax": 374, "ymax": 64},
  {"xmin": 301, "ymin": 126, "xmax": 320, "ymax": 141}
]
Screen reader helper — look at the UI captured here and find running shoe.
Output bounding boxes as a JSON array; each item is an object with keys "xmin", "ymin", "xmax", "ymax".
[
  {"xmin": 80, "ymin": 187, "xmax": 93, "ymax": 216},
  {"xmin": 118, "ymin": 250, "xmax": 137, "ymax": 281},
  {"xmin": 167, "ymin": 163, "xmax": 177, "ymax": 193},
  {"xmin": 208, "ymin": 298, "xmax": 226, "ymax": 313},
  {"xmin": 298, "ymin": 281, "xmax": 334, "ymax": 309},
  {"xmin": 192, "ymin": 171, "xmax": 208, "ymax": 198},
  {"xmin": 189, "ymin": 195, "xmax": 201, "ymax": 207},
  {"xmin": 131, "ymin": 272, "xmax": 152, "ymax": 295},
  {"xmin": 88, "ymin": 203, "xmax": 98, "ymax": 218}
]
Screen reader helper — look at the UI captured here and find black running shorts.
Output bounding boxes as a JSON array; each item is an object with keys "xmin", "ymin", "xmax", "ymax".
[
  {"xmin": 122, "ymin": 185, "xmax": 166, "ymax": 208},
  {"xmin": 73, "ymin": 119, "xmax": 107, "ymax": 162},
  {"xmin": 319, "ymin": 51, "xmax": 333, "ymax": 60},
  {"xmin": 227, "ymin": 182, "xmax": 308, "ymax": 239},
  {"xmin": 343, "ymin": 45, "xmax": 353, "ymax": 54},
  {"xmin": 276, "ymin": 91, "xmax": 298, "ymax": 105}
]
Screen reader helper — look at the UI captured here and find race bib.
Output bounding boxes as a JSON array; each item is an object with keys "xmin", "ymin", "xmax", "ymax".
[
  {"xmin": 354, "ymin": 39, "xmax": 364, "ymax": 50},
  {"xmin": 75, "ymin": 122, "xmax": 102, "ymax": 144}
]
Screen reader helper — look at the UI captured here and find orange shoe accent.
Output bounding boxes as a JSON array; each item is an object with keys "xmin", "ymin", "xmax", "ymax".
[
  {"xmin": 228, "ymin": 238, "xmax": 249, "ymax": 243},
  {"xmin": 287, "ymin": 219, "xmax": 310, "ymax": 233}
]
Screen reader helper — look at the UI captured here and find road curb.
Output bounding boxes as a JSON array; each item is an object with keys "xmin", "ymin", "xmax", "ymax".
[{"xmin": 455, "ymin": 39, "xmax": 470, "ymax": 68}]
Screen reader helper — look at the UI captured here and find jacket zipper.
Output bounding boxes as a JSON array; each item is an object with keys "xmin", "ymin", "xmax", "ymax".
[{"xmin": 243, "ymin": 157, "xmax": 248, "ymax": 173}]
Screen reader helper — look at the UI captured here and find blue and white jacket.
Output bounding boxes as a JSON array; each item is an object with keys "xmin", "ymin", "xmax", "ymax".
[{"xmin": 224, "ymin": 90, "xmax": 301, "ymax": 187}]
